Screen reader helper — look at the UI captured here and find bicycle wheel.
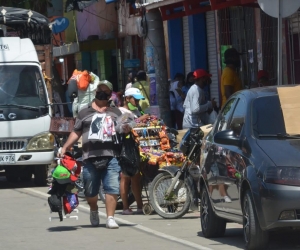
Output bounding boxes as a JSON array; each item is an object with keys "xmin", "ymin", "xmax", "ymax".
[{"xmin": 149, "ymin": 171, "xmax": 191, "ymax": 219}]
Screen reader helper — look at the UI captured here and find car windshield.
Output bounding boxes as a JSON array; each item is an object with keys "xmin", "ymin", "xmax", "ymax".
[
  {"xmin": 0, "ymin": 65, "xmax": 47, "ymax": 107},
  {"xmin": 252, "ymin": 95, "xmax": 286, "ymax": 138}
]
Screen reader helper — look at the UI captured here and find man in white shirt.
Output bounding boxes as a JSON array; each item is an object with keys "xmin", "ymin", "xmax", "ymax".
[{"xmin": 183, "ymin": 69, "xmax": 216, "ymax": 129}]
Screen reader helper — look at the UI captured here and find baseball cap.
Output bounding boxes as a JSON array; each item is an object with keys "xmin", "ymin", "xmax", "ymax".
[
  {"xmin": 52, "ymin": 165, "xmax": 71, "ymax": 184},
  {"xmin": 98, "ymin": 80, "xmax": 113, "ymax": 91},
  {"xmin": 224, "ymin": 48, "xmax": 242, "ymax": 59},
  {"xmin": 193, "ymin": 69, "xmax": 212, "ymax": 79},
  {"xmin": 125, "ymin": 87, "xmax": 145, "ymax": 100},
  {"xmin": 257, "ymin": 70, "xmax": 269, "ymax": 80}
]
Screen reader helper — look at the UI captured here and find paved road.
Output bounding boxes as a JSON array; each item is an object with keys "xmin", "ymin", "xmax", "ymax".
[{"xmin": 1, "ymin": 176, "xmax": 300, "ymax": 250}]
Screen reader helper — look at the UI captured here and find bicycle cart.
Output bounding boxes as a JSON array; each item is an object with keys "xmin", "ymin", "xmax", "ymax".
[{"xmin": 132, "ymin": 124, "xmax": 184, "ymax": 215}]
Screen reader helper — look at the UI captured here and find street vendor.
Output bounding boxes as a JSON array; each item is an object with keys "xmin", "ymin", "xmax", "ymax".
[
  {"xmin": 119, "ymin": 87, "xmax": 149, "ymax": 215},
  {"xmin": 58, "ymin": 81, "xmax": 133, "ymax": 229}
]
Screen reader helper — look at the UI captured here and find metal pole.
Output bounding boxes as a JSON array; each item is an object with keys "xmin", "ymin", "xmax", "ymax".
[
  {"xmin": 278, "ymin": 0, "xmax": 282, "ymax": 85},
  {"xmin": 144, "ymin": 9, "xmax": 170, "ymax": 126}
]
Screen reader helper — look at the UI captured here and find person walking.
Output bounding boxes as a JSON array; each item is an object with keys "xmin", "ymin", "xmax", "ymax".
[
  {"xmin": 221, "ymin": 48, "xmax": 242, "ymax": 107},
  {"xmin": 183, "ymin": 69, "xmax": 216, "ymax": 129},
  {"xmin": 119, "ymin": 88, "xmax": 149, "ymax": 215},
  {"xmin": 58, "ymin": 81, "xmax": 132, "ymax": 229}
]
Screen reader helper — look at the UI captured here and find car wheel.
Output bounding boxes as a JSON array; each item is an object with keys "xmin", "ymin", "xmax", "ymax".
[
  {"xmin": 243, "ymin": 190, "xmax": 269, "ymax": 250},
  {"xmin": 200, "ymin": 187, "xmax": 226, "ymax": 238}
]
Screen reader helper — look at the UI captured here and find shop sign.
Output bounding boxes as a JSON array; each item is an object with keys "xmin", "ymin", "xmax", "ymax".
[
  {"xmin": 124, "ymin": 59, "xmax": 140, "ymax": 68},
  {"xmin": 51, "ymin": 17, "xmax": 69, "ymax": 34}
]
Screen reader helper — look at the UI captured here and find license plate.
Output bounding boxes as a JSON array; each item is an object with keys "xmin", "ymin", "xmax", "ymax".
[{"xmin": 0, "ymin": 154, "xmax": 16, "ymax": 164}]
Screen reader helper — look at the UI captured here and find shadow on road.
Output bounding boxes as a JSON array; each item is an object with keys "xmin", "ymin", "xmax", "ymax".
[
  {"xmin": 47, "ymin": 223, "xmax": 138, "ymax": 232},
  {"xmin": 149, "ymin": 215, "xmax": 200, "ymax": 221},
  {"xmin": 48, "ymin": 226, "xmax": 81, "ymax": 232},
  {"xmin": 197, "ymin": 228, "xmax": 300, "ymax": 250},
  {"xmin": 0, "ymin": 176, "xmax": 39, "ymax": 189},
  {"xmin": 197, "ymin": 228, "xmax": 244, "ymax": 249}
]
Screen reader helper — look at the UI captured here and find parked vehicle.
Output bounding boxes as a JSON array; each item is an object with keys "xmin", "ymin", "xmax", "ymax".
[
  {"xmin": 0, "ymin": 37, "xmax": 53, "ymax": 185},
  {"xmin": 0, "ymin": 7, "xmax": 53, "ymax": 186},
  {"xmin": 200, "ymin": 86, "xmax": 300, "ymax": 249},
  {"xmin": 149, "ymin": 128, "xmax": 203, "ymax": 219}
]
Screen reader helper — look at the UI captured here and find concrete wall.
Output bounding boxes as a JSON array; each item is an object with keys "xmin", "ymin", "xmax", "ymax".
[{"xmin": 76, "ymin": 0, "xmax": 118, "ymax": 41}]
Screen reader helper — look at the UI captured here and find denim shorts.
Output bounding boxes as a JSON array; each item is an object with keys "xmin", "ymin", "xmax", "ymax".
[{"xmin": 82, "ymin": 157, "xmax": 121, "ymax": 197}]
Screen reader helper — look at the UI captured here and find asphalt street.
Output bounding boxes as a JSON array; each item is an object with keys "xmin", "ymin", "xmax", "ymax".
[{"xmin": 1, "ymin": 175, "xmax": 300, "ymax": 250}]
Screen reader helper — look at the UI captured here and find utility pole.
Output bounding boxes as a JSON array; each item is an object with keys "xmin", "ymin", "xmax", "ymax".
[{"xmin": 144, "ymin": 9, "xmax": 171, "ymax": 127}]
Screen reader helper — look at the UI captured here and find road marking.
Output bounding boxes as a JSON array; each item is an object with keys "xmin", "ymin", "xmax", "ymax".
[{"xmin": 25, "ymin": 188, "xmax": 213, "ymax": 250}]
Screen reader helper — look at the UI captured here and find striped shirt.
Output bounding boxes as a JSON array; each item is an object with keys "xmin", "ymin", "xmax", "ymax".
[{"xmin": 73, "ymin": 102, "xmax": 121, "ymax": 161}]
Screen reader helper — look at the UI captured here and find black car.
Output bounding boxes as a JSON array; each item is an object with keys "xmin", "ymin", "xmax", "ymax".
[{"xmin": 199, "ymin": 86, "xmax": 300, "ymax": 250}]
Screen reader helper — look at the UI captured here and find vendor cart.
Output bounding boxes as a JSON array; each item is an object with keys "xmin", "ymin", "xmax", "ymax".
[{"xmin": 132, "ymin": 123, "xmax": 184, "ymax": 215}]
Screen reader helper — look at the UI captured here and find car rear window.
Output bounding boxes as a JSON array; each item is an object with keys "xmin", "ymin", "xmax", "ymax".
[{"xmin": 252, "ymin": 95, "xmax": 286, "ymax": 137}]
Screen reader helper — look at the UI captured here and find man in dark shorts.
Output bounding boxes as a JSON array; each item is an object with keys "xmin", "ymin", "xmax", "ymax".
[{"xmin": 59, "ymin": 80, "xmax": 131, "ymax": 229}]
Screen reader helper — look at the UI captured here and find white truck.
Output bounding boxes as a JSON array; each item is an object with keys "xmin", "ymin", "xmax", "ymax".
[{"xmin": 0, "ymin": 37, "xmax": 54, "ymax": 186}]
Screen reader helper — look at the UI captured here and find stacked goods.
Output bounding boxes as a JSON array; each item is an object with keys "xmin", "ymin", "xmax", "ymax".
[
  {"xmin": 133, "ymin": 115, "xmax": 185, "ymax": 169},
  {"xmin": 47, "ymin": 153, "xmax": 81, "ymax": 220}
]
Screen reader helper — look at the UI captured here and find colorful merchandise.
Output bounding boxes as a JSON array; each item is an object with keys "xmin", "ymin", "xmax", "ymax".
[
  {"xmin": 48, "ymin": 153, "xmax": 81, "ymax": 221},
  {"xmin": 133, "ymin": 115, "xmax": 185, "ymax": 169}
]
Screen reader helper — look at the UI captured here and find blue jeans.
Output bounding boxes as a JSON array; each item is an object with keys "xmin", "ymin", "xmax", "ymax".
[{"xmin": 82, "ymin": 157, "xmax": 121, "ymax": 197}]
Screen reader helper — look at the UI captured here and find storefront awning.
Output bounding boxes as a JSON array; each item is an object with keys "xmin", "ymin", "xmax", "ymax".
[
  {"xmin": 210, "ymin": 0, "xmax": 257, "ymax": 10},
  {"xmin": 143, "ymin": 0, "xmax": 258, "ymax": 21}
]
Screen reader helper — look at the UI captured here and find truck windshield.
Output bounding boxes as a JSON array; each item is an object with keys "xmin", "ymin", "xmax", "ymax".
[{"xmin": 0, "ymin": 65, "xmax": 48, "ymax": 107}]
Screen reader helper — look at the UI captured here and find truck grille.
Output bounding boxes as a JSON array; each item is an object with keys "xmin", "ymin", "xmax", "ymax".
[{"xmin": 0, "ymin": 140, "xmax": 27, "ymax": 151}]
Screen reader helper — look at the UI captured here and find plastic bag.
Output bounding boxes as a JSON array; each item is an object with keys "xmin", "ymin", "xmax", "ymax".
[
  {"xmin": 207, "ymin": 110, "xmax": 218, "ymax": 125},
  {"xmin": 119, "ymin": 133, "xmax": 140, "ymax": 176},
  {"xmin": 115, "ymin": 113, "xmax": 136, "ymax": 133},
  {"xmin": 63, "ymin": 192, "xmax": 79, "ymax": 214}
]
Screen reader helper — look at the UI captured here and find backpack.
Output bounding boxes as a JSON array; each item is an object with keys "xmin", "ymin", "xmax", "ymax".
[{"xmin": 48, "ymin": 193, "xmax": 64, "ymax": 221}]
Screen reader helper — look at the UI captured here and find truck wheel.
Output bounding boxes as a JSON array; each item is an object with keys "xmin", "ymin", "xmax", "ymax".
[
  {"xmin": 5, "ymin": 167, "xmax": 20, "ymax": 182},
  {"xmin": 20, "ymin": 166, "xmax": 33, "ymax": 182},
  {"xmin": 34, "ymin": 165, "xmax": 48, "ymax": 186}
]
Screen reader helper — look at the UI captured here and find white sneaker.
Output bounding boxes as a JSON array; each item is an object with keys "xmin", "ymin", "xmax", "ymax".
[
  {"xmin": 224, "ymin": 196, "xmax": 232, "ymax": 203},
  {"xmin": 90, "ymin": 210, "xmax": 99, "ymax": 227},
  {"xmin": 106, "ymin": 216, "xmax": 119, "ymax": 229}
]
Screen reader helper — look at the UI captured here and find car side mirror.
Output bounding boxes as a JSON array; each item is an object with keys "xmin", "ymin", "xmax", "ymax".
[{"xmin": 214, "ymin": 130, "xmax": 240, "ymax": 147}]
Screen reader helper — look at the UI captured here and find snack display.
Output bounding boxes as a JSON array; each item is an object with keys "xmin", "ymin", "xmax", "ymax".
[{"xmin": 133, "ymin": 115, "xmax": 185, "ymax": 169}]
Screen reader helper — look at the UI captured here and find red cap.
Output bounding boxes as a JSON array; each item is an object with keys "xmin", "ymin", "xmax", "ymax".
[
  {"xmin": 193, "ymin": 69, "xmax": 212, "ymax": 79},
  {"xmin": 257, "ymin": 70, "xmax": 269, "ymax": 80}
]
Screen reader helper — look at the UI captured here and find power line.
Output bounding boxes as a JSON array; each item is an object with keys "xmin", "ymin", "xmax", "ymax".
[{"xmin": 83, "ymin": 8, "xmax": 125, "ymax": 26}]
